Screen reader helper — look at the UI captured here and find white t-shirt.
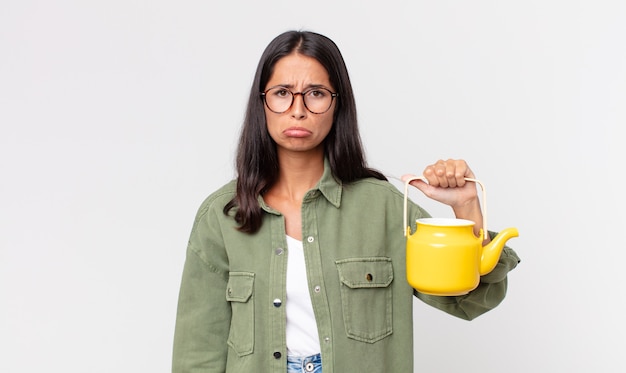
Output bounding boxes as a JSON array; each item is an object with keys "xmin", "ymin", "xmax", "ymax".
[{"xmin": 285, "ymin": 235, "xmax": 321, "ymax": 356}]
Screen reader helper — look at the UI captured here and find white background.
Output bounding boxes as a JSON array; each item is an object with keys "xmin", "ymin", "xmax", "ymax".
[{"xmin": 1, "ymin": 1, "xmax": 624, "ymax": 372}]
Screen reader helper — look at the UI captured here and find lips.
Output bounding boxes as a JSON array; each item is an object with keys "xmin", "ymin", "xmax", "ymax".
[{"xmin": 283, "ymin": 127, "xmax": 311, "ymax": 138}]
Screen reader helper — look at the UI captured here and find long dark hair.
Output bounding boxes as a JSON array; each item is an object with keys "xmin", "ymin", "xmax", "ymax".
[{"xmin": 224, "ymin": 30, "xmax": 386, "ymax": 233}]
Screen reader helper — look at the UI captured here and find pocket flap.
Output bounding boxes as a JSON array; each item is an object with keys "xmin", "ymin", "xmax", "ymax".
[
  {"xmin": 336, "ymin": 257, "xmax": 393, "ymax": 288},
  {"xmin": 226, "ymin": 272, "xmax": 255, "ymax": 302}
]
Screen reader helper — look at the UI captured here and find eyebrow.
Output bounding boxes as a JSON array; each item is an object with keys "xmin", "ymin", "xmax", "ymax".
[{"xmin": 269, "ymin": 83, "xmax": 331, "ymax": 91}]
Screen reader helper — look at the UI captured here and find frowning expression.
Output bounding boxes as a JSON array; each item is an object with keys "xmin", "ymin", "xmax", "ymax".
[{"xmin": 263, "ymin": 53, "xmax": 336, "ymax": 155}]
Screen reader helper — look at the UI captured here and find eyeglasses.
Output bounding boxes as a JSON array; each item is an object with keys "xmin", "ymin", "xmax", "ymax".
[{"xmin": 261, "ymin": 86, "xmax": 338, "ymax": 114}]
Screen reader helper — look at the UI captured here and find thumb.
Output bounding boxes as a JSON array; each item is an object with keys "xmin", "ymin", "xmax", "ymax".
[{"xmin": 400, "ymin": 174, "xmax": 431, "ymax": 195}]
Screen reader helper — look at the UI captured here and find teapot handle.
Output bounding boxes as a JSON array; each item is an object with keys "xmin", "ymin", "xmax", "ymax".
[{"xmin": 403, "ymin": 176, "xmax": 488, "ymax": 241}]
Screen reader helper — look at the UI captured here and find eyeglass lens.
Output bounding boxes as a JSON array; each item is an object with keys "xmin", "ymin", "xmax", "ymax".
[{"xmin": 264, "ymin": 87, "xmax": 335, "ymax": 114}]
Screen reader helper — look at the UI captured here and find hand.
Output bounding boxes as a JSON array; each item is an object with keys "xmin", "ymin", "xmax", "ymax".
[
  {"xmin": 401, "ymin": 159, "xmax": 477, "ymax": 208},
  {"xmin": 401, "ymin": 159, "xmax": 486, "ymax": 238}
]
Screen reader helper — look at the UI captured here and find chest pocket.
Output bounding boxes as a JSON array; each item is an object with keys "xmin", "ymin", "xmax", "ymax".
[
  {"xmin": 335, "ymin": 257, "xmax": 394, "ymax": 343},
  {"xmin": 226, "ymin": 272, "xmax": 255, "ymax": 356}
]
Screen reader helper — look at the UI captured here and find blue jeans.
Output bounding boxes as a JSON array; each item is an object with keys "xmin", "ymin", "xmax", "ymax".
[{"xmin": 286, "ymin": 353, "xmax": 322, "ymax": 373}]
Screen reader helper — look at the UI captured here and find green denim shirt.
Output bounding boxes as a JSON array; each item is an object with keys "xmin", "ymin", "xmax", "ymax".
[{"xmin": 172, "ymin": 161, "xmax": 520, "ymax": 373}]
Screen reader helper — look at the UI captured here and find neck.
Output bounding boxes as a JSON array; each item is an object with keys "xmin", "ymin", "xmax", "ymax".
[{"xmin": 271, "ymin": 149, "xmax": 325, "ymax": 201}]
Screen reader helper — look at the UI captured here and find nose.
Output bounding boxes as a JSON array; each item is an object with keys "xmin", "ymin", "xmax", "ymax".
[{"xmin": 290, "ymin": 92, "xmax": 307, "ymax": 119}]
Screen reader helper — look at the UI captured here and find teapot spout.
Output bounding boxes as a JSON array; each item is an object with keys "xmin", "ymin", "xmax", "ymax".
[{"xmin": 479, "ymin": 227, "xmax": 519, "ymax": 275}]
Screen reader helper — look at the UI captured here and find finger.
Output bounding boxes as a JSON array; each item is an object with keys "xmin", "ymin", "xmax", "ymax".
[
  {"xmin": 399, "ymin": 174, "xmax": 428, "ymax": 192},
  {"xmin": 454, "ymin": 159, "xmax": 477, "ymax": 186},
  {"xmin": 450, "ymin": 159, "xmax": 467, "ymax": 187},
  {"xmin": 436, "ymin": 159, "xmax": 450, "ymax": 187},
  {"xmin": 443, "ymin": 159, "xmax": 462, "ymax": 188},
  {"xmin": 423, "ymin": 159, "xmax": 445, "ymax": 187},
  {"xmin": 421, "ymin": 164, "xmax": 435, "ymax": 185}
]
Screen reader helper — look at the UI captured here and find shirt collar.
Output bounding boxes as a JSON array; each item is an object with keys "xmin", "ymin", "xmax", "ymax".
[
  {"xmin": 259, "ymin": 157, "xmax": 343, "ymax": 214},
  {"xmin": 314, "ymin": 157, "xmax": 342, "ymax": 208}
]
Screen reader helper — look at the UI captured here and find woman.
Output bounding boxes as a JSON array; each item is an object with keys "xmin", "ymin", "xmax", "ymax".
[{"xmin": 172, "ymin": 30, "xmax": 520, "ymax": 373}]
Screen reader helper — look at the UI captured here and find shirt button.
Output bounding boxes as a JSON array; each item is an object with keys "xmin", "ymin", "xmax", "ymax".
[
  {"xmin": 273, "ymin": 298, "xmax": 282, "ymax": 307},
  {"xmin": 307, "ymin": 236, "xmax": 314, "ymax": 243},
  {"xmin": 314, "ymin": 285, "xmax": 321, "ymax": 293},
  {"xmin": 324, "ymin": 337, "xmax": 330, "ymax": 343},
  {"xmin": 275, "ymin": 248, "xmax": 284, "ymax": 255},
  {"xmin": 273, "ymin": 351, "xmax": 282, "ymax": 359}
]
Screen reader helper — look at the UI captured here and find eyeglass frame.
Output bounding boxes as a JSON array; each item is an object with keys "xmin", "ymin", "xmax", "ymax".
[{"xmin": 260, "ymin": 85, "xmax": 338, "ymax": 114}]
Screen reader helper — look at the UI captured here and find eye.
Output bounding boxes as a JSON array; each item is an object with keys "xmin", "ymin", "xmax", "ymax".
[
  {"xmin": 268, "ymin": 87, "xmax": 291, "ymax": 98},
  {"xmin": 306, "ymin": 89, "xmax": 327, "ymax": 98}
]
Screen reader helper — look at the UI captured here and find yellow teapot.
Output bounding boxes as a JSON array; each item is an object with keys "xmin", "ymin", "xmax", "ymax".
[{"xmin": 403, "ymin": 176, "xmax": 519, "ymax": 296}]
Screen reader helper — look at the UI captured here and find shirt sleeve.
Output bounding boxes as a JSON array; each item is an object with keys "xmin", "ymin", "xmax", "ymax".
[{"xmin": 172, "ymin": 202, "xmax": 231, "ymax": 372}]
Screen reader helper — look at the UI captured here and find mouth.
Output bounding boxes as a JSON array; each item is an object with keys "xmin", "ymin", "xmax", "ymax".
[{"xmin": 283, "ymin": 127, "xmax": 311, "ymax": 138}]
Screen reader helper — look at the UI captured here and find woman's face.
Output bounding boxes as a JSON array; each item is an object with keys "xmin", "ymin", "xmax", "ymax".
[{"xmin": 263, "ymin": 53, "xmax": 336, "ymax": 156}]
